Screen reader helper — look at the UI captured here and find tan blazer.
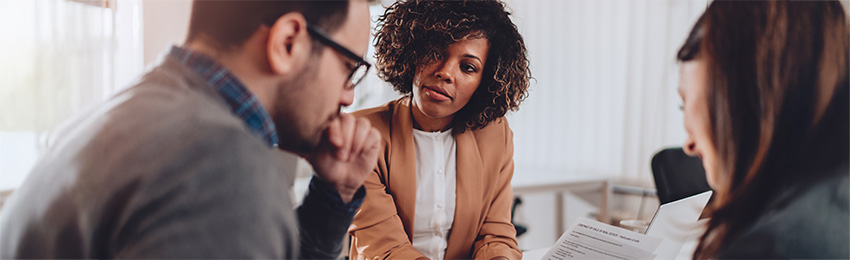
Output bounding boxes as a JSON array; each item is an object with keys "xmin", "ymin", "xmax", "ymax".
[{"xmin": 349, "ymin": 97, "xmax": 521, "ymax": 260}]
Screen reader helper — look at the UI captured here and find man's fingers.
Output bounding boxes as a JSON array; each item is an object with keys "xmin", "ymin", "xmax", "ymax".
[
  {"xmin": 348, "ymin": 118, "xmax": 372, "ymax": 161},
  {"xmin": 364, "ymin": 128, "xmax": 381, "ymax": 153},
  {"xmin": 337, "ymin": 113, "xmax": 356, "ymax": 160},
  {"xmin": 355, "ymin": 128, "xmax": 382, "ymax": 174},
  {"xmin": 326, "ymin": 117, "xmax": 343, "ymax": 148}
]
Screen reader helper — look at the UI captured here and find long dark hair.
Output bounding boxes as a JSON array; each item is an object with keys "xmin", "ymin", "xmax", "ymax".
[{"xmin": 676, "ymin": 1, "xmax": 849, "ymax": 258}]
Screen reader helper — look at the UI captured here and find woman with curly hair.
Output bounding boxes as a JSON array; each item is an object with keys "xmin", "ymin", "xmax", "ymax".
[
  {"xmin": 349, "ymin": 0, "xmax": 529, "ymax": 259},
  {"xmin": 677, "ymin": 1, "xmax": 848, "ymax": 258}
]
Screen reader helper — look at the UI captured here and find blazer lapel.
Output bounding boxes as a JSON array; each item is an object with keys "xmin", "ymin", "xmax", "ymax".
[
  {"xmin": 388, "ymin": 97, "xmax": 419, "ymax": 241},
  {"xmin": 445, "ymin": 129, "xmax": 486, "ymax": 259}
]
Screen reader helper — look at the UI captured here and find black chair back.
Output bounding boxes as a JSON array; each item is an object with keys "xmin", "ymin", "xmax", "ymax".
[{"xmin": 651, "ymin": 147, "xmax": 712, "ymax": 205}]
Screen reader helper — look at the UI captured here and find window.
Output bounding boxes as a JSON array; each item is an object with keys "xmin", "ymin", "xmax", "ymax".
[{"xmin": 0, "ymin": 0, "xmax": 142, "ymax": 190}]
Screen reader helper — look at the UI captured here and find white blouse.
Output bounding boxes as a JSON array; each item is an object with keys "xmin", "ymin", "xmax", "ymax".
[{"xmin": 411, "ymin": 128, "xmax": 457, "ymax": 260}]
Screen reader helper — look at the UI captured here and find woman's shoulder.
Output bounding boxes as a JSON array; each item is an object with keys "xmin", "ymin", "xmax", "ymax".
[
  {"xmin": 352, "ymin": 98, "xmax": 409, "ymax": 134},
  {"xmin": 463, "ymin": 117, "xmax": 514, "ymax": 164},
  {"xmin": 352, "ymin": 101, "xmax": 393, "ymax": 120},
  {"xmin": 469, "ymin": 116, "xmax": 513, "ymax": 141},
  {"xmin": 720, "ymin": 171, "xmax": 849, "ymax": 259}
]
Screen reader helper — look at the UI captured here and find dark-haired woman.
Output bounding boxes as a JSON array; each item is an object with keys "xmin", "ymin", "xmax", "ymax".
[
  {"xmin": 348, "ymin": 0, "xmax": 530, "ymax": 259},
  {"xmin": 676, "ymin": 1, "xmax": 849, "ymax": 259}
]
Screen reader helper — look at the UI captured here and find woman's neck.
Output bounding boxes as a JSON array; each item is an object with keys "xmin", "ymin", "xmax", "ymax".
[{"xmin": 411, "ymin": 102, "xmax": 453, "ymax": 132}]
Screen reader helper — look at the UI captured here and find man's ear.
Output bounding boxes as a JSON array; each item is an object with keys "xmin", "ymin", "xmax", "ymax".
[{"xmin": 267, "ymin": 12, "xmax": 311, "ymax": 76}]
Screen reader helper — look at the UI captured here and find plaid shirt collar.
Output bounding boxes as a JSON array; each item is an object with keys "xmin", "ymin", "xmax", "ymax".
[{"xmin": 169, "ymin": 46, "xmax": 279, "ymax": 147}]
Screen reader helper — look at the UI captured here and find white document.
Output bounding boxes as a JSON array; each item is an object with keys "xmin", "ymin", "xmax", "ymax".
[
  {"xmin": 539, "ymin": 191, "xmax": 713, "ymax": 260},
  {"xmin": 645, "ymin": 190, "xmax": 713, "ymax": 259},
  {"xmin": 541, "ymin": 217, "xmax": 662, "ymax": 260}
]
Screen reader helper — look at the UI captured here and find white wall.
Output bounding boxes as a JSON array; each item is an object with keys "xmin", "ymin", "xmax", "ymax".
[
  {"xmin": 502, "ymin": 0, "xmax": 708, "ymax": 188},
  {"xmin": 142, "ymin": 0, "xmax": 192, "ymax": 66},
  {"xmin": 113, "ymin": 0, "xmax": 145, "ymax": 91}
]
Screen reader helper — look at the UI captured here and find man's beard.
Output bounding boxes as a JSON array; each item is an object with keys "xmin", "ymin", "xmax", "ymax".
[
  {"xmin": 275, "ymin": 114, "xmax": 330, "ymax": 155},
  {"xmin": 271, "ymin": 61, "xmax": 330, "ymax": 155}
]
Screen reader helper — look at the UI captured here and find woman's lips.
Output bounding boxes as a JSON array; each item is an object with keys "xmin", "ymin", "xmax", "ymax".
[{"xmin": 424, "ymin": 86, "xmax": 451, "ymax": 102}]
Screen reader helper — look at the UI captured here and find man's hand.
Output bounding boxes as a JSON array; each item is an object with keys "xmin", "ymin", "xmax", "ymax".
[{"xmin": 304, "ymin": 113, "xmax": 381, "ymax": 203}]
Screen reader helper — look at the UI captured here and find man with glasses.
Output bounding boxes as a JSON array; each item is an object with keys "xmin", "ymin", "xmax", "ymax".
[{"xmin": 0, "ymin": 0, "xmax": 379, "ymax": 258}]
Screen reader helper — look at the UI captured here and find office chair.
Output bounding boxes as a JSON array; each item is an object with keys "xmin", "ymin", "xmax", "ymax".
[
  {"xmin": 650, "ymin": 147, "xmax": 712, "ymax": 205},
  {"xmin": 511, "ymin": 197, "xmax": 527, "ymax": 237}
]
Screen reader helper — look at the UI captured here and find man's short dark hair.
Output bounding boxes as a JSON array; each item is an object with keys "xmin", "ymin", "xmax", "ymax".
[{"xmin": 186, "ymin": 0, "xmax": 349, "ymax": 52}]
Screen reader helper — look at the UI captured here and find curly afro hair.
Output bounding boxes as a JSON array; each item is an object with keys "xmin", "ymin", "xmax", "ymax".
[{"xmin": 374, "ymin": 0, "xmax": 531, "ymax": 133}]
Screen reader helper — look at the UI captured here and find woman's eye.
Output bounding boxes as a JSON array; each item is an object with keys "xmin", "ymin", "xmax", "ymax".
[{"xmin": 461, "ymin": 64, "xmax": 477, "ymax": 73}]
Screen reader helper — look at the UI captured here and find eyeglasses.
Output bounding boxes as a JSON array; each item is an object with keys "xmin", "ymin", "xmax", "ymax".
[{"xmin": 306, "ymin": 23, "xmax": 372, "ymax": 89}]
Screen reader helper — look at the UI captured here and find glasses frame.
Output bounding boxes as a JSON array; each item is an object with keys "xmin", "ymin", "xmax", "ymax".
[{"xmin": 305, "ymin": 23, "xmax": 372, "ymax": 89}]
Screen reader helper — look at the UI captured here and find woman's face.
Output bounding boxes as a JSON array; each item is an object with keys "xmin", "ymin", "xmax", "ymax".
[
  {"xmin": 411, "ymin": 37, "xmax": 490, "ymax": 121},
  {"xmin": 679, "ymin": 59, "xmax": 722, "ymax": 192}
]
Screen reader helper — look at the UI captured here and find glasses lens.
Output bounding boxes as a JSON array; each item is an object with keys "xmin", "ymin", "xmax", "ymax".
[{"xmin": 348, "ymin": 64, "xmax": 369, "ymax": 88}]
